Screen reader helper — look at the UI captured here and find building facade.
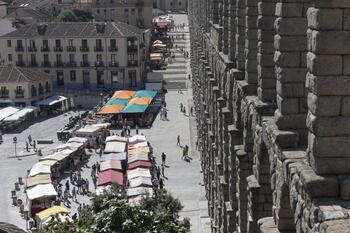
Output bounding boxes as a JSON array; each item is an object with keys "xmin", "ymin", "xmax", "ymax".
[
  {"xmin": 189, "ymin": 0, "xmax": 350, "ymax": 233},
  {"xmin": 0, "ymin": 66, "xmax": 52, "ymax": 107},
  {"xmin": 0, "ymin": 22, "xmax": 149, "ymax": 92},
  {"xmin": 76, "ymin": 0, "xmax": 153, "ymax": 28},
  {"xmin": 153, "ymin": 0, "xmax": 187, "ymax": 13}
]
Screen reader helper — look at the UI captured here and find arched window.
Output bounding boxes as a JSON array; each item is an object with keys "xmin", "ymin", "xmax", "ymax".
[{"xmin": 38, "ymin": 83, "xmax": 44, "ymax": 95}]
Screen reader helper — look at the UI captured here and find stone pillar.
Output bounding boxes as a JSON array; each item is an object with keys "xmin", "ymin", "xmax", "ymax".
[
  {"xmin": 235, "ymin": 0, "xmax": 246, "ymax": 70},
  {"xmin": 257, "ymin": 0, "xmax": 277, "ymax": 102},
  {"xmin": 306, "ymin": 3, "xmax": 350, "ymax": 174},
  {"xmin": 222, "ymin": 0, "xmax": 230, "ymax": 55},
  {"xmin": 274, "ymin": 0, "xmax": 309, "ymax": 146},
  {"xmin": 245, "ymin": 0, "xmax": 259, "ymax": 85},
  {"xmin": 229, "ymin": 0, "xmax": 237, "ymax": 62}
]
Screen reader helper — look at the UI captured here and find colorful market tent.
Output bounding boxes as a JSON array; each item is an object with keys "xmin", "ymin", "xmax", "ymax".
[
  {"xmin": 128, "ymin": 141, "xmax": 148, "ymax": 150},
  {"xmin": 129, "ymin": 176, "xmax": 153, "ymax": 188},
  {"xmin": 106, "ymin": 135, "xmax": 128, "ymax": 143},
  {"xmin": 99, "ymin": 160, "xmax": 123, "ymax": 171},
  {"xmin": 128, "ymin": 146, "xmax": 150, "ymax": 155},
  {"xmin": 97, "ymin": 105, "xmax": 124, "ymax": 115},
  {"xmin": 111, "ymin": 90, "xmax": 135, "ymax": 99},
  {"xmin": 134, "ymin": 90, "xmax": 157, "ymax": 98},
  {"xmin": 104, "ymin": 141, "xmax": 126, "ymax": 153},
  {"xmin": 122, "ymin": 104, "xmax": 148, "ymax": 113},
  {"xmin": 36, "ymin": 206, "xmax": 69, "ymax": 220},
  {"xmin": 106, "ymin": 98, "xmax": 130, "ymax": 106},
  {"xmin": 26, "ymin": 174, "xmax": 52, "ymax": 188},
  {"xmin": 97, "ymin": 170, "xmax": 124, "ymax": 186},
  {"xmin": 101, "ymin": 153, "xmax": 127, "ymax": 161},
  {"xmin": 150, "ymin": 53, "xmax": 162, "ymax": 61},
  {"xmin": 127, "ymin": 97, "xmax": 153, "ymax": 106},
  {"xmin": 128, "ymin": 153, "xmax": 149, "ymax": 164},
  {"xmin": 26, "ymin": 183, "xmax": 57, "ymax": 200},
  {"xmin": 129, "ymin": 134, "xmax": 147, "ymax": 144},
  {"xmin": 128, "ymin": 160, "xmax": 152, "ymax": 170}
]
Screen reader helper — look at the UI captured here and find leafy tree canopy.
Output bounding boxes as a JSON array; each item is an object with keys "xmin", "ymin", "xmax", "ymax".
[{"xmin": 57, "ymin": 9, "xmax": 93, "ymax": 22}]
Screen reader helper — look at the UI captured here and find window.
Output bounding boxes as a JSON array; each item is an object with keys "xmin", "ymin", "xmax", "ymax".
[
  {"xmin": 42, "ymin": 40, "xmax": 48, "ymax": 48},
  {"xmin": 170, "ymin": 2, "xmax": 172, "ymax": 6},
  {"xmin": 69, "ymin": 54, "xmax": 75, "ymax": 63},
  {"xmin": 30, "ymin": 54, "xmax": 36, "ymax": 65},
  {"xmin": 81, "ymin": 39, "xmax": 88, "ymax": 50},
  {"xmin": 179, "ymin": 1, "xmax": 181, "ymax": 6},
  {"xmin": 97, "ymin": 71, "xmax": 104, "ymax": 87},
  {"xmin": 111, "ymin": 54, "xmax": 116, "ymax": 62},
  {"xmin": 0, "ymin": 86, "xmax": 9, "ymax": 98},
  {"xmin": 111, "ymin": 71, "xmax": 118, "ymax": 83},
  {"xmin": 82, "ymin": 54, "xmax": 88, "ymax": 62},
  {"xmin": 70, "ymin": 70, "xmax": 76, "ymax": 81},
  {"xmin": 128, "ymin": 70, "xmax": 137, "ymax": 87},
  {"xmin": 55, "ymin": 39, "xmax": 61, "ymax": 47},
  {"xmin": 29, "ymin": 40, "xmax": 35, "ymax": 48},
  {"xmin": 138, "ymin": 8, "xmax": 142, "ymax": 13},
  {"xmin": 97, "ymin": 9, "xmax": 100, "ymax": 14},
  {"xmin": 56, "ymin": 71, "xmax": 64, "ymax": 86},
  {"xmin": 8, "ymin": 54, "xmax": 12, "ymax": 62},
  {"xmin": 31, "ymin": 85, "xmax": 37, "ymax": 97},
  {"xmin": 17, "ymin": 54, "xmax": 23, "ymax": 63},
  {"xmin": 131, "ymin": 8, "xmax": 135, "ymax": 14},
  {"xmin": 45, "ymin": 81, "xmax": 50, "ymax": 93},
  {"xmin": 15, "ymin": 86, "xmax": 24, "ymax": 98},
  {"xmin": 104, "ymin": 9, "xmax": 107, "ymax": 14},
  {"xmin": 56, "ymin": 54, "xmax": 62, "ymax": 62},
  {"xmin": 43, "ymin": 54, "xmax": 49, "ymax": 62},
  {"xmin": 16, "ymin": 40, "xmax": 22, "ymax": 47},
  {"xmin": 7, "ymin": 40, "xmax": 11, "ymax": 47},
  {"xmin": 38, "ymin": 83, "xmax": 44, "ymax": 95},
  {"xmin": 97, "ymin": 54, "xmax": 102, "ymax": 62},
  {"xmin": 124, "ymin": 8, "xmax": 129, "ymax": 12},
  {"xmin": 68, "ymin": 39, "xmax": 73, "ymax": 47}
]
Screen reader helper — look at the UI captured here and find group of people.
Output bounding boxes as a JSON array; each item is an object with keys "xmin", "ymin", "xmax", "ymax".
[{"xmin": 25, "ymin": 134, "xmax": 37, "ymax": 152}]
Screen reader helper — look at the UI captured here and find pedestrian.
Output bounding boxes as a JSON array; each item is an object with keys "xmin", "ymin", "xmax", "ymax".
[
  {"xmin": 161, "ymin": 164, "xmax": 165, "ymax": 177},
  {"xmin": 156, "ymin": 166, "xmax": 161, "ymax": 180},
  {"xmin": 72, "ymin": 187, "xmax": 77, "ymax": 202},
  {"xmin": 33, "ymin": 140, "xmax": 36, "ymax": 150},
  {"xmin": 164, "ymin": 110, "xmax": 168, "ymax": 120},
  {"xmin": 182, "ymin": 147, "xmax": 186, "ymax": 160},
  {"xmin": 177, "ymin": 135, "xmax": 181, "ymax": 146},
  {"xmin": 85, "ymin": 179, "xmax": 89, "ymax": 193},
  {"xmin": 28, "ymin": 135, "xmax": 32, "ymax": 145},
  {"xmin": 93, "ymin": 176, "xmax": 97, "ymax": 189},
  {"xmin": 188, "ymin": 74, "xmax": 191, "ymax": 80},
  {"xmin": 135, "ymin": 124, "xmax": 139, "ymax": 135},
  {"xmin": 159, "ymin": 178, "xmax": 164, "ymax": 189},
  {"xmin": 190, "ymin": 107, "xmax": 193, "ymax": 116},
  {"xmin": 183, "ymin": 106, "xmax": 186, "ymax": 114},
  {"xmin": 161, "ymin": 152, "xmax": 166, "ymax": 165},
  {"xmin": 180, "ymin": 103, "xmax": 183, "ymax": 112},
  {"xmin": 99, "ymin": 147, "xmax": 103, "ymax": 157},
  {"xmin": 26, "ymin": 141, "xmax": 29, "ymax": 152},
  {"xmin": 70, "ymin": 171, "xmax": 73, "ymax": 183},
  {"xmin": 65, "ymin": 180, "xmax": 70, "ymax": 191},
  {"xmin": 127, "ymin": 125, "xmax": 131, "ymax": 136}
]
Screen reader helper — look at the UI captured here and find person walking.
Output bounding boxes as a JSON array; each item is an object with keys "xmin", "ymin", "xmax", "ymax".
[
  {"xmin": 161, "ymin": 152, "xmax": 166, "ymax": 165},
  {"xmin": 26, "ymin": 141, "xmax": 29, "ymax": 152},
  {"xmin": 177, "ymin": 135, "xmax": 181, "ymax": 146},
  {"xmin": 28, "ymin": 135, "xmax": 32, "ymax": 146},
  {"xmin": 156, "ymin": 166, "xmax": 161, "ymax": 180},
  {"xmin": 183, "ymin": 106, "xmax": 186, "ymax": 115},
  {"xmin": 71, "ymin": 187, "xmax": 77, "ymax": 202},
  {"xmin": 135, "ymin": 124, "xmax": 139, "ymax": 134},
  {"xmin": 33, "ymin": 140, "xmax": 36, "ymax": 151},
  {"xmin": 180, "ymin": 103, "xmax": 183, "ymax": 112},
  {"xmin": 159, "ymin": 178, "xmax": 164, "ymax": 189},
  {"xmin": 161, "ymin": 164, "xmax": 165, "ymax": 177},
  {"xmin": 190, "ymin": 107, "xmax": 193, "ymax": 116}
]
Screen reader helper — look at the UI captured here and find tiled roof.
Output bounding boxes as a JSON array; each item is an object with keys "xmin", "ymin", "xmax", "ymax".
[
  {"xmin": 6, "ymin": 7, "xmax": 51, "ymax": 19},
  {"xmin": 0, "ymin": 21, "xmax": 145, "ymax": 38},
  {"xmin": 0, "ymin": 67, "xmax": 50, "ymax": 83}
]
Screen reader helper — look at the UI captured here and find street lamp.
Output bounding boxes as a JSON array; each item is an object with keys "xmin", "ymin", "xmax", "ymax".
[
  {"xmin": 13, "ymin": 137, "xmax": 17, "ymax": 158},
  {"xmin": 100, "ymin": 92, "xmax": 103, "ymax": 105}
]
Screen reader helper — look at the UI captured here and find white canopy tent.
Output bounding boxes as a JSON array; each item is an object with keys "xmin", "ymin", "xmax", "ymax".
[
  {"xmin": 128, "ymin": 141, "xmax": 148, "ymax": 150},
  {"xmin": 29, "ymin": 163, "xmax": 51, "ymax": 177},
  {"xmin": 129, "ymin": 176, "xmax": 153, "ymax": 188},
  {"xmin": 39, "ymin": 149, "xmax": 74, "ymax": 162},
  {"xmin": 127, "ymin": 153, "xmax": 149, "ymax": 164},
  {"xmin": 127, "ymin": 168, "xmax": 151, "ymax": 180},
  {"xmin": 3, "ymin": 106, "xmax": 37, "ymax": 122},
  {"xmin": 128, "ymin": 135, "xmax": 147, "ymax": 144},
  {"xmin": 101, "ymin": 152, "xmax": 127, "ymax": 161},
  {"xmin": 26, "ymin": 183, "xmax": 57, "ymax": 200},
  {"xmin": 104, "ymin": 141, "xmax": 126, "ymax": 153},
  {"xmin": 0, "ymin": 106, "xmax": 20, "ymax": 121},
  {"xmin": 105, "ymin": 135, "xmax": 128, "ymax": 143},
  {"xmin": 37, "ymin": 96, "xmax": 67, "ymax": 106}
]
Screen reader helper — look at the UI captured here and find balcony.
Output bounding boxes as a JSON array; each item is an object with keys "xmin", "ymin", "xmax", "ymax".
[
  {"xmin": 108, "ymin": 46, "xmax": 118, "ymax": 52},
  {"xmin": 127, "ymin": 45, "xmax": 138, "ymax": 53},
  {"xmin": 15, "ymin": 92, "xmax": 24, "ymax": 98},
  {"xmin": 28, "ymin": 61, "xmax": 38, "ymax": 67},
  {"xmin": 94, "ymin": 46, "xmax": 104, "ymax": 52},
  {"xmin": 41, "ymin": 61, "xmax": 51, "ymax": 67},
  {"xmin": 54, "ymin": 61, "xmax": 64, "ymax": 67},
  {"xmin": 15, "ymin": 46, "xmax": 24, "ymax": 52},
  {"xmin": 66, "ymin": 61, "xmax": 77, "ymax": 67},
  {"xmin": 80, "ymin": 46, "xmax": 89, "ymax": 52},
  {"xmin": 80, "ymin": 61, "xmax": 90, "ymax": 67},
  {"xmin": 128, "ymin": 60, "xmax": 138, "ymax": 67},
  {"xmin": 67, "ymin": 46, "xmax": 76, "ymax": 52},
  {"xmin": 54, "ymin": 46, "xmax": 63, "ymax": 52},
  {"xmin": 109, "ymin": 61, "xmax": 119, "ymax": 67},
  {"xmin": 16, "ymin": 61, "xmax": 25, "ymax": 66},
  {"xmin": 28, "ymin": 46, "xmax": 37, "ymax": 52},
  {"xmin": 95, "ymin": 61, "xmax": 105, "ymax": 67},
  {"xmin": 41, "ymin": 47, "xmax": 50, "ymax": 52}
]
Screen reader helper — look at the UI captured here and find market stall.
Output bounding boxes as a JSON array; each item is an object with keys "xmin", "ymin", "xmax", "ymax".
[
  {"xmin": 99, "ymin": 160, "xmax": 123, "ymax": 172},
  {"xmin": 97, "ymin": 170, "xmax": 125, "ymax": 187},
  {"xmin": 128, "ymin": 161, "xmax": 152, "ymax": 170},
  {"xmin": 101, "ymin": 152, "xmax": 127, "ymax": 161},
  {"xmin": 35, "ymin": 205, "xmax": 71, "ymax": 229},
  {"xmin": 26, "ymin": 183, "xmax": 57, "ymax": 216}
]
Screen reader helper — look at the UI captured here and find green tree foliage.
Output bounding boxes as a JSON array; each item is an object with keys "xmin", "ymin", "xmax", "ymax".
[
  {"xmin": 57, "ymin": 9, "xmax": 93, "ymax": 22},
  {"xmin": 40, "ymin": 186, "xmax": 190, "ymax": 233}
]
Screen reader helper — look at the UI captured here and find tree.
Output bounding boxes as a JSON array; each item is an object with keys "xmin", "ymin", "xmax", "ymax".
[
  {"xmin": 57, "ymin": 9, "xmax": 93, "ymax": 22},
  {"xmin": 41, "ymin": 186, "xmax": 190, "ymax": 233}
]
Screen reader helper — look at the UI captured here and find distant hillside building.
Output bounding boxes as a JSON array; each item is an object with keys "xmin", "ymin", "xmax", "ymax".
[{"xmin": 0, "ymin": 22, "xmax": 150, "ymax": 92}]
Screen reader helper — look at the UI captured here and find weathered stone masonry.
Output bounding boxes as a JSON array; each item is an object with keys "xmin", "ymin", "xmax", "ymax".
[{"xmin": 189, "ymin": 0, "xmax": 350, "ymax": 232}]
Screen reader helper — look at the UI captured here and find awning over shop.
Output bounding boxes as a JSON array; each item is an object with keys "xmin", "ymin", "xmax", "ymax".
[
  {"xmin": 39, "ymin": 149, "xmax": 73, "ymax": 162},
  {"xmin": 127, "ymin": 97, "xmax": 153, "ymax": 106},
  {"xmin": 26, "ymin": 183, "xmax": 57, "ymax": 200},
  {"xmin": 38, "ymin": 160, "xmax": 58, "ymax": 167},
  {"xmin": 26, "ymin": 174, "xmax": 51, "ymax": 188},
  {"xmin": 97, "ymin": 170, "xmax": 124, "ymax": 186},
  {"xmin": 104, "ymin": 141, "xmax": 126, "ymax": 153},
  {"xmin": 67, "ymin": 137, "xmax": 88, "ymax": 144},
  {"xmin": 127, "ymin": 168, "xmax": 151, "ymax": 180},
  {"xmin": 37, "ymin": 96, "xmax": 67, "ymax": 106},
  {"xmin": 128, "ymin": 153, "xmax": 149, "ymax": 164},
  {"xmin": 3, "ymin": 106, "xmax": 37, "ymax": 122},
  {"xmin": 106, "ymin": 98, "xmax": 129, "ymax": 106},
  {"xmin": 129, "ymin": 176, "xmax": 153, "ymax": 188},
  {"xmin": 128, "ymin": 146, "xmax": 150, "ymax": 155},
  {"xmin": 0, "ymin": 106, "xmax": 20, "ymax": 121},
  {"xmin": 97, "ymin": 104, "xmax": 124, "ymax": 115},
  {"xmin": 29, "ymin": 163, "xmax": 51, "ymax": 177},
  {"xmin": 134, "ymin": 90, "xmax": 157, "ymax": 98},
  {"xmin": 122, "ymin": 104, "xmax": 148, "ymax": 113},
  {"xmin": 111, "ymin": 90, "xmax": 135, "ymax": 99},
  {"xmin": 127, "ymin": 187, "xmax": 153, "ymax": 197},
  {"xmin": 36, "ymin": 205, "xmax": 69, "ymax": 220},
  {"xmin": 99, "ymin": 160, "xmax": 123, "ymax": 172},
  {"xmin": 101, "ymin": 152, "xmax": 127, "ymax": 161},
  {"xmin": 128, "ymin": 160, "xmax": 152, "ymax": 170}
]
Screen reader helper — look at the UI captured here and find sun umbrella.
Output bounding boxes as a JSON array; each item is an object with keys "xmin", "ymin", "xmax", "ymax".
[
  {"xmin": 111, "ymin": 90, "xmax": 136, "ymax": 99},
  {"xmin": 127, "ymin": 97, "xmax": 153, "ymax": 106},
  {"xmin": 122, "ymin": 104, "xmax": 148, "ymax": 113},
  {"xmin": 106, "ymin": 98, "xmax": 130, "ymax": 106},
  {"xmin": 97, "ymin": 105, "xmax": 124, "ymax": 115},
  {"xmin": 134, "ymin": 90, "xmax": 157, "ymax": 98}
]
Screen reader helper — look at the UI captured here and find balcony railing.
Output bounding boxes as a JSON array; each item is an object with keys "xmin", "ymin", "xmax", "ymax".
[
  {"xmin": 28, "ymin": 61, "xmax": 38, "ymax": 67},
  {"xmin": 80, "ymin": 46, "xmax": 89, "ymax": 52},
  {"xmin": 127, "ymin": 45, "xmax": 138, "ymax": 53},
  {"xmin": 66, "ymin": 61, "xmax": 77, "ymax": 67},
  {"xmin": 94, "ymin": 46, "xmax": 104, "ymax": 52},
  {"xmin": 28, "ymin": 46, "xmax": 37, "ymax": 52},
  {"xmin": 128, "ymin": 60, "xmax": 138, "ymax": 67},
  {"xmin": 41, "ymin": 61, "xmax": 51, "ymax": 67},
  {"xmin": 95, "ymin": 61, "xmax": 105, "ymax": 67},
  {"xmin": 108, "ymin": 46, "xmax": 118, "ymax": 52},
  {"xmin": 15, "ymin": 46, "xmax": 24, "ymax": 52},
  {"xmin": 54, "ymin": 46, "xmax": 63, "ymax": 52},
  {"xmin": 67, "ymin": 46, "xmax": 76, "ymax": 52},
  {"xmin": 41, "ymin": 47, "xmax": 50, "ymax": 52},
  {"xmin": 109, "ymin": 61, "xmax": 119, "ymax": 67},
  {"xmin": 54, "ymin": 61, "xmax": 64, "ymax": 67},
  {"xmin": 16, "ymin": 61, "xmax": 25, "ymax": 66},
  {"xmin": 80, "ymin": 61, "xmax": 90, "ymax": 67}
]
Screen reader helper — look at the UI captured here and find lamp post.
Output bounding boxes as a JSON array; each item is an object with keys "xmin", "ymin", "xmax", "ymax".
[
  {"xmin": 100, "ymin": 92, "xmax": 103, "ymax": 105},
  {"xmin": 13, "ymin": 137, "xmax": 17, "ymax": 158}
]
